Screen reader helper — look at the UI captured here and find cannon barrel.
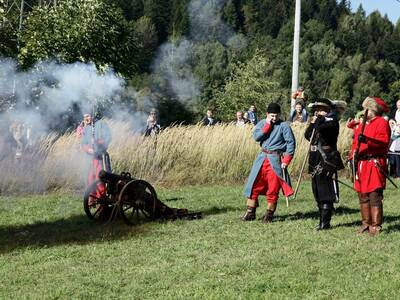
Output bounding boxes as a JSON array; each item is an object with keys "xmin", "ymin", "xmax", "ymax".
[{"xmin": 98, "ymin": 170, "xmax": 133, "ymax": 184}]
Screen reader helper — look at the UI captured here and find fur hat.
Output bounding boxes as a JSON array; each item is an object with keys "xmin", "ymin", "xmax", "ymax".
[
  {"xmin": 267, "ymin": 102, "xmax": 281, "ymax": 113},
  {"xmin": 362, "ymin": 97, "xmax": 389, "ymax": 115},
  {"xmin": 331, "ymin": 100, "xmax": 347, "ymax": 111}
]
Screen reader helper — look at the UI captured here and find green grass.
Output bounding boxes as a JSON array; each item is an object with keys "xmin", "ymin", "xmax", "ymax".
[{"xmin": 1, "ymin": 181, "xmax": 400, "ymax": 299}]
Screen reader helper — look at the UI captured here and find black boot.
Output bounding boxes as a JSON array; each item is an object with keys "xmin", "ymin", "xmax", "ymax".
[
  {"xmin": 315, "ymin": 204, "xmax": 323, "ymax": 230},
  {"xmin": 316, "ymin": 203, "xmax": 332, "ymax": 230},
  {"xmin": 241, "ymin": 206, "xmax": 256, "ymax": 221}
]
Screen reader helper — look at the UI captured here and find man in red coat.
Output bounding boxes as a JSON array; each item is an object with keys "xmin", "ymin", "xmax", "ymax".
[{"xmin": 351, "ymin": 97, "xmax": 391, "ymax": 236}]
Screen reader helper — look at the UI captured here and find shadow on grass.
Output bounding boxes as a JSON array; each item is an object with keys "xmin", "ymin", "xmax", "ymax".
[
  {"xmin": 202, "ymin": 206, "xmax": 239, "ymax": 216},
  {"xmin": 274, "ymin": 206, "xmax": 359, "ymax": 222},
  {"xmin": 0, "ymin": 205, "xmax": 228, "ymax": 254},
  {"xmin": 385, "ymin": 222, "xmax": 400, "ymax": 233},
  {"xmin": 0, "ymin": 214, "xmax": 149, "ymax": 254},
  {"xmin": 161, "ymin": 197, "xmax": 185, "ymax": 202},
  {"xmin": 335, "ymin": 214, "xmax": 400, "ymax": 231}
]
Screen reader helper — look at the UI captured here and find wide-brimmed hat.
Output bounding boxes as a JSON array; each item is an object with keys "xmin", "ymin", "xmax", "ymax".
[
  {"xmin": 362, "ymin": 96, "xmax": 389, "ymax": 115},
  {"xmin": 307, "ymin": 98, "xmax": 333, "ymax": 110}
]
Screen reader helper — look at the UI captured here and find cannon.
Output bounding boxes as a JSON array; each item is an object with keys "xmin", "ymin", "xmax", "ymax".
[{"xmin": 83, "ymin": 170, "xmax": 201, "ymax": 225}]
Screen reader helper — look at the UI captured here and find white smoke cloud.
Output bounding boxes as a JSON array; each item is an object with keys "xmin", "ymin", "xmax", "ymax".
[
  {"xmin": 151, "ymin": 0, "xmax": 246, "ymax": 107},
  {"xmin": 188, "ymin": 0, "xmax": 233, "ymax": 44},
  {"xmin": 152, "ymin": 39, "xmax": 201, "ymax": 105}
]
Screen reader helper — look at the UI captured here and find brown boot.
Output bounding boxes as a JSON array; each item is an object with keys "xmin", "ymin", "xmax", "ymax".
[
  {"xmin": 357, "ymin": 203, "xmax": 371, "ymax": 234},
  {"xmin": 369, "ymin": 205, "xmax": 383, "ymax": 236},
  {"xmin": 241, "ymin": 206, "xmax": 256, "ymax": 221},
  {"xmin": 261, "ymin": 203, "xmax": 276, "ymax": 223}
]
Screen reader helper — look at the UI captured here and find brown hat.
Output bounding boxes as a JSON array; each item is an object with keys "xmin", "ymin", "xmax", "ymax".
[{"xmin": 362, "ymin": 97, "xmax": 389, "ymax": 115}]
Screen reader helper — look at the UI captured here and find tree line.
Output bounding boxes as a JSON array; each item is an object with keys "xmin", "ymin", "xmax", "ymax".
[{"xmin": 0, "ymin": 0, "xmax": 399, "ymax": 126}]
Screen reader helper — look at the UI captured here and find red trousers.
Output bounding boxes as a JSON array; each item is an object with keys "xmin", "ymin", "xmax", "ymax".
[
  {"xmin": 250, "ymin": 158, "xmax": 281, "ymax": 204},
  {"xmin": 87, "ymin": 159, "xmax": 103, "ymax": 186}
]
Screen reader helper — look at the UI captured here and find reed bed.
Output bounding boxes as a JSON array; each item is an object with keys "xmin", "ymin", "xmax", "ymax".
[{"xmin": 0, "ymin": 121, "xmax": 353, "ymax": 193}]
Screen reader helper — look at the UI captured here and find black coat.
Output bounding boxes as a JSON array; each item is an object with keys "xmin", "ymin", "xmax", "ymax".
[
  {"xmin": 201, "ymin": 117, "xmax": 218, "ymax": 126},
  {"xmin": 304, "ymin": 116, "xmax": 340, "ymax": 174}
]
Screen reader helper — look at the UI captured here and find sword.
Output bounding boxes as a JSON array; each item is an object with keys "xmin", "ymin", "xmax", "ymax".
[
  {"xmin": 282, "ymin": 167, "xmax": 289, "ymax": 207},
  {"xmin": 332, "ymin": 175, "xmax": 339, "ymax": 203},
  {"xmin": 374, "ymin": 159, "xmax": 399, "ymax": 189},
  {"xmin": 336, "ymin": 179, "xmax": 354, "ymax": 190}
]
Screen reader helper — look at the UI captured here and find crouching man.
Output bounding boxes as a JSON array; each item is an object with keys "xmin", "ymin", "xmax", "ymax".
[{"xmin": 242, "ymin": 103, "xmax": 296, "ymax": 222}]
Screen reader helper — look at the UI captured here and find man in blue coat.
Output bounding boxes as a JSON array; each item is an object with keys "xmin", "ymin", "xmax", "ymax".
[
  {"xmin": 242, "ymin": 103, "xmax": 296, "ymax": 222},
  {"xmin": 81, "ymin": 113, "xmax": 112, "ymax": 186}
]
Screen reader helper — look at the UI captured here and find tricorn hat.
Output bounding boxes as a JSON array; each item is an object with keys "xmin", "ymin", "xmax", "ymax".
[{"xmin": 362, "ymin": 96, "xmax": 389, "ymax": 115}]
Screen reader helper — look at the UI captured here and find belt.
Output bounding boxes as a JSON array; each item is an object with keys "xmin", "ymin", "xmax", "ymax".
[
  {"xmin": 310, "ymin": 145, "xmax": 333, "ymax": 152},
  {"xmin": 262, "ymin": 149, "xmax": 282, "ymax": 155},
  {"xmin": 359, "ymin": 154, "xmax": 386, "ymax": 161}
]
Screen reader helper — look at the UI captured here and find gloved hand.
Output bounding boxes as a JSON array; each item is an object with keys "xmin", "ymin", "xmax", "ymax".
[
  {"xmin": 358, "ymin": 134, "xmax": 367, "ymax": 144},
  {"xmin": 315, "ymin": 115, "xmax": 325, "ymax": 125}
]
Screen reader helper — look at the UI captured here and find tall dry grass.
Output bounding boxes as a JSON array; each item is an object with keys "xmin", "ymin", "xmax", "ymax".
[{"xmin": 0, "ymin": 121, "xmax": 353, "ymax": 193}]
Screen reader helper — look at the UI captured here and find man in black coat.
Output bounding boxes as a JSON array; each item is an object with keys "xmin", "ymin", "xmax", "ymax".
[{"xmin": 305, "ymin": 98, "xmax": 344, "ymax": 230}]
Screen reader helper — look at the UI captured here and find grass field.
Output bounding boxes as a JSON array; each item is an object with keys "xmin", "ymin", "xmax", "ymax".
[{"xmin": 1, "ymin": 181, "xmax": 400, "ymax": 299}]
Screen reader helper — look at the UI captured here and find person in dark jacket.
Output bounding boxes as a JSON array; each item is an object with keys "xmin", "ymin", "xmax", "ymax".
[
  {"xmin": 304, "ymin": 98, "xmax": 344, "ymax": 230},
  {"xmin": 201, "ymin": 109, "xmax": 218, "ymax": 126},
  {"xmin": 289, "ymin": 100, "xmax": 308, "ymax": 123}
]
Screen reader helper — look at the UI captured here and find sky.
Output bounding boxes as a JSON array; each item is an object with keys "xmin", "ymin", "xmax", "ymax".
[{"xmin": 350, "ymin": 0, "xmax": 400, "ymax": 24}]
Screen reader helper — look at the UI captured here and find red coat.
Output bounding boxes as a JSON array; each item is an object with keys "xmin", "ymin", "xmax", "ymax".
[{"xmin": 351, "ymin": 116, "xmax": 391, "ymax": 193}]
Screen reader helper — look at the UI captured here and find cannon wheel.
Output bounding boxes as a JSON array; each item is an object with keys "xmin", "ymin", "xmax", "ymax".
[
  {"xmin": 118, "ymin": 179, "xmax": 157, "ymax": 225},
  {"xmin": 83, "ymin": 180, "xmax": 114, "ymax": 222}
]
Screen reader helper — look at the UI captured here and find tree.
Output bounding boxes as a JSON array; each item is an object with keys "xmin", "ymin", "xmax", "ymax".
[
  {"xmin": 114, "ymin": 0, "xmax": 144, "ymax": 21},
  {"xmin": 214, "ymin": 50, "xmax": 286, "ymax": 121},
  {"xmin": 143, "ymin": 0, "xmax": 171, "ymax": 42},
  {"xmin": 170, "ymin": 0, "xmax": 190, "ymax": 38},
  {"xmin": 19, "ymin": 0, "xmax": 139, "ymax": 77},
  {"xmin": 132, "ymin": 16, "xmax": 158, "ymax": 72},
  {"xmin": 192, "ymin": 42, "xmax": 229, "ymax": 108}
]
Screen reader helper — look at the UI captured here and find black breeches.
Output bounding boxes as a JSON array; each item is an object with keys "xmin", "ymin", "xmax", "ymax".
[{"xmin": 311, "ymin": 174, "xmax": 338, "ymax": 204}]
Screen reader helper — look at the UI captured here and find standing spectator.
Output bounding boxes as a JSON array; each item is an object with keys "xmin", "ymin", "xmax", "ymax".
[
  {"xmin": 389, "ymin": 121, "xmax": 400, "ymax": 178},
  {"xmin": 145, "ymin": 109, "xmax": 161, "ymax": 137},
  {"xmin": 289, "ymin": 100, "xmax": 308, "ymax": 123},
  {"xmin": 388, "ymin": 99, "xmax": 400, "ymax": 128},
  {"xmin": 9, "ymin": 120, "xmax": 27, "ymax": 160},
  {"xmin": 235, "ymin": 111, "xmax": 250, "ymax": 127},
  {"xmin": 201, "ymin": 109, "xmax": 218, "ymax": 126},
  {"xmin": 247, "ymin": 105, "xmax": 258, "ymax": 125},
  {"xmin": 76, "ymin": 113, "xmax": 92, "ymax": 138}
]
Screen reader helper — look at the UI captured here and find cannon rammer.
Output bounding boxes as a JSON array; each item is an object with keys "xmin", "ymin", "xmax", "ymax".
[{"xmin": 84, "ymin": 170, "xmax": 201, "ymax": 225}]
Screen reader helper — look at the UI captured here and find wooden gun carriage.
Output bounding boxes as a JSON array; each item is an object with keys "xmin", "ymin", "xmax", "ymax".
[{"xmin": 83, "ymin": 170, "xmax": 201, "ymax": 225}]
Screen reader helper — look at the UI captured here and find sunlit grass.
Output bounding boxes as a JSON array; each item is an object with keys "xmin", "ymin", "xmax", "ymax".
[{"xmin": 1, "ymin": 182, "xmax": 400, "ymax": 299}]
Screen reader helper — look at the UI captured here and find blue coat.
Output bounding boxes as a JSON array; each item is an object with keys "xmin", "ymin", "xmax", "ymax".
[
  {"xmin": 81, "ymin": 119, "xmax": 112, "ymax": 154},
  {"xmin": 244, "ymin": 119, "xmax": 296, "ymax": 197}
]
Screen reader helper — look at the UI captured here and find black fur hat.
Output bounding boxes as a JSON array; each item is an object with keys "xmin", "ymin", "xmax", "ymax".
[{"xmin": 267, "ymin": 102, "xmax": 281, "ymax": 113}]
